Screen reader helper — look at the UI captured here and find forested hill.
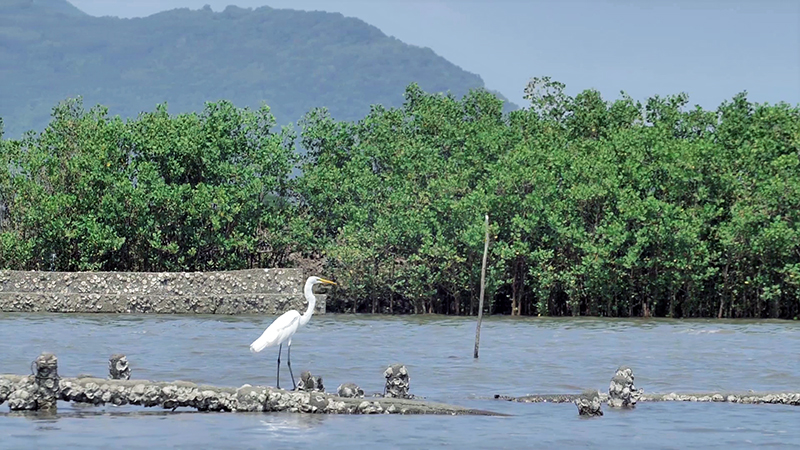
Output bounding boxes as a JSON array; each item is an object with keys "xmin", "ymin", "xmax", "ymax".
[{"xmin": 0, "ymin": 0, "xmax": 517, "ymax": 137}]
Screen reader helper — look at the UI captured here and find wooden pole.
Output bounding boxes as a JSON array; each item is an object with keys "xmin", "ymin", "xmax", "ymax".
[{"xmin": 474, "ymin": 214, "xmax": 490, "ymax": 359}]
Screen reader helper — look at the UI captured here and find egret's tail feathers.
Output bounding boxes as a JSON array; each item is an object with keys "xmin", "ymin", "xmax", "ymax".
[
  {"xmin": 249, "ymin": 332, "xmax": 275, "ymax": 353},
  {"xmin": 249, "ymin": 340, "xmax": 267, "ymax": 353}
]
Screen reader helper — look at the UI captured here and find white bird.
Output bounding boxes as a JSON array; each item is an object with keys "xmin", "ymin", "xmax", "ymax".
[{"xmin": 249, "ymin": 275, "xmax": 337, "ymax": 390}]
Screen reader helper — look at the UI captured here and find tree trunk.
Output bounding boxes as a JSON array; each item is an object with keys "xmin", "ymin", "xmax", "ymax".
[
  {"xmin": 669, "ymin": 291, "xmax": 676, "ymax": 318},
  {"xmin": 721, "ymin": 262, "xmax": 730, "ymax": 319},
  {"xmin": 470, "ymin": 293, "xmax": 475, "ymax": 316},
  {"xmin": 511, "ymin": 275, "xmax": 518, "ymax": 316}
]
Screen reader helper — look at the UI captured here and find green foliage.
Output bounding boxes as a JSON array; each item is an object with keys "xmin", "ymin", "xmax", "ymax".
[
  {"xmin": 0, "ymin": 0, "xmax": 517, "ymax": 138},
  {"xmin": 0, "ymin": 97, "xmax": 298, "ymax": 271},
  {"xmin": 295, "ymin": 78, "xmax": 800, "ymax": 318},
  {"xmin": 295, "ymin": 85, "xmax": 508, "ymax": 313},
  {"xmin": 1, "ymin": 76, "xmax": 798, "ymax": 319}
]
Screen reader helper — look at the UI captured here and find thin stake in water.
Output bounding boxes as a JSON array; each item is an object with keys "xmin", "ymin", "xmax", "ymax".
[{"xmin": 474, "ymin": 214, "xmax": 489, "ymax": 359}]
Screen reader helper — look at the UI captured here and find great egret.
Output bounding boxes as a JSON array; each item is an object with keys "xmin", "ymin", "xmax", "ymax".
[{"xmin": 249, "ymin": 276, "xmax": 337, "ymax": 390}]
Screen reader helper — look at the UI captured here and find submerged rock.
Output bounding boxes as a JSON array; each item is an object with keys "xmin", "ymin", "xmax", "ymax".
[
  {"xmin": 574, "ymin": 389, "xmax": 603, "ymax": 417},
  {"xmin": 337, "ymin": 382, "xmax": 364, "ymax": 398}
]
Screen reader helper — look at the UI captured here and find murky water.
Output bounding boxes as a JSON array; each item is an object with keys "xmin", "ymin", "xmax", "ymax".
[{"xmin": 1, "ymin": 313, "xmax": 799, "ymax": 449}]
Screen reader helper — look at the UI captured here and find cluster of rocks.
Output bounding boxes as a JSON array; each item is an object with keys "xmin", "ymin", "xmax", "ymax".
[
  {"xmin": 4, "ymin": 352, "xmax": 799, "ymax": 418},
  {"xmin": 494, "ymin": 393, "xmax": 589, "ymax": 403},
  {"xmin": 607, "ymin": 365, "xmax": 643, "ymax": 408},
  {"xmin": 383, "ymin": 364, "xmax": 413, "ymax": 399},
  {"xmin": 296, "ymin": 371, "xmax": 324, "ymax": 393},
  {"xmin": 108, "ymin": 354, "xmax": 131, "ymax": 380},
  {"xmin": 0, "ymin": 269, "xmax": 327, "ymax": 315},
  {"xmin": 643, "ymin": 392, "xmax": 800, "ymax": 405},
  {"xmin": 497, "ymin": 365, "xmax": 800, "ymax": 417},
  {"xmin": 496, "ymin": 365, "xmax": 644, "ymax": 416},
  {"xmin": 573, "ymin": 366, "xmax": 642, "ymax": 416},
  {"xmin": 0, "ymin": 353, "xmax": 60, "ymax": 411},
  {"xmin": 0, "ymin": 354, "xmax": 499, "ymax": 416}
]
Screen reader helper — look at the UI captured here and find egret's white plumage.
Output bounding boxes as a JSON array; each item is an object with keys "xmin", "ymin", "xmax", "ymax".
[
  {"xmin": 250, "ymin": 309, "xmax": 301, "ymax": 352},
  {"xmin": 249, "ymin": 275, "xmax": 336, "ymax": 389}
]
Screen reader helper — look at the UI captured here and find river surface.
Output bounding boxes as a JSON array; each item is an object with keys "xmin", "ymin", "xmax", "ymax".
[{"xmin": 1, "ymin": 313, "xmax": 799, "ymax": 449}]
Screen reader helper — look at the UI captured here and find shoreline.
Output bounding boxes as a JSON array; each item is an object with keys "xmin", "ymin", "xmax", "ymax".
[
  {"xmin": 0, "ymin": 268, "xmax": 326, "ymax": 315},
  {"xmin": 2, "ymin": 270, "xmax": 798, "ymax": 320}
]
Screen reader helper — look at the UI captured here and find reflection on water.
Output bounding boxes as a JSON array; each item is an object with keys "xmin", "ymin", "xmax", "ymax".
[{"xmin": 1, "ymin": 313, "xmax": 799, "ymax": 449}]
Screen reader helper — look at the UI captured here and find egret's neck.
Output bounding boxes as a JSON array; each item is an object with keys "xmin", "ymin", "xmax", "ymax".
[{"xmin": 299, "ymin": 280, "xmax": 317, "ymax": 326}]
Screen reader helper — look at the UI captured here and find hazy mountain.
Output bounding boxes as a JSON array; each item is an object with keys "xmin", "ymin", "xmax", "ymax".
[{"xmin": 0, "ymin": 0, "xmax": 518, "ymax": 137}]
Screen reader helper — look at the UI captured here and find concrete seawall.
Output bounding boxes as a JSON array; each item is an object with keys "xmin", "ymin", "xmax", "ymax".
[{"xmin": 0, "ymin": 269, "xmax": 327, "ymax": 315}]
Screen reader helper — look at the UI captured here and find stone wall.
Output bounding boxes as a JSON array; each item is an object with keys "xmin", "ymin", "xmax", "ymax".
[{"xmin": 0, "ymin": 269, "xmax": 326, "ymax": 315}]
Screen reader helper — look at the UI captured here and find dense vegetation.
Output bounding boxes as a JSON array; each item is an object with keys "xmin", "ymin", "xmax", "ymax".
[
  {"xmin": 1, "ymin": 78, "xmax": 798, "ymax": 319},
  {"xmin": 0, "ymin": 0, "xmax": 514, "ymax": 138}
]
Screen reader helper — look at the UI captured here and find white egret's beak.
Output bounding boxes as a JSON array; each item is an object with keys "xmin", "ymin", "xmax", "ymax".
[{"xmin": 318, "ymin": 278, "xmax": 337, "ymax": 286}]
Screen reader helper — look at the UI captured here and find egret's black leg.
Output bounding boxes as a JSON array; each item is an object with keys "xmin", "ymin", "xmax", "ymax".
[
  {"xmin": 276, "ymin": 343, "xmax": 282, "ymax": 390},
  {"xmin": 287, "ymin": 345, "xmax": 297, "ymax": 390}
]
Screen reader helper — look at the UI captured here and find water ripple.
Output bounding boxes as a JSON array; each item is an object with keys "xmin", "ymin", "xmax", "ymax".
[{"xmin": 1, "ymin": 313, "xmax": 799, "ymax": 448}]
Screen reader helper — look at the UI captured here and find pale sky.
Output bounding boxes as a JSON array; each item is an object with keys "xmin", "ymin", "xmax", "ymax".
[{"xmin": 68, "ymin": 0, "xmax": 800, "ymax": 110}]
